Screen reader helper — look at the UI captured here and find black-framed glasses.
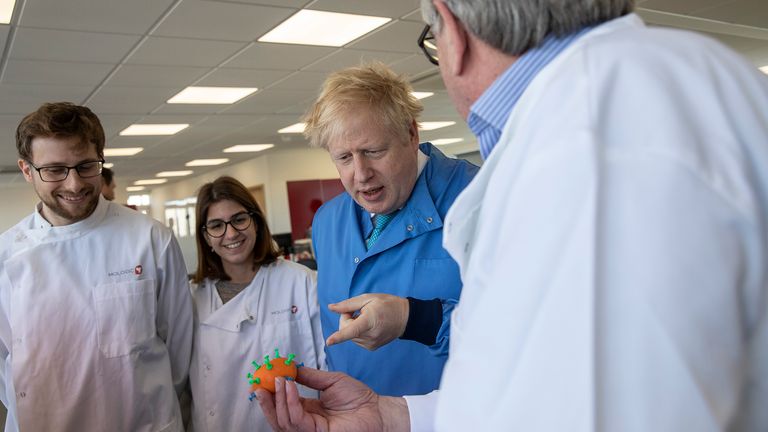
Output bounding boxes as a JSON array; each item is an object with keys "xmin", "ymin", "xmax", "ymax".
[
  {"xmin": 203, "ymin": 211, "xmax": 254, "ymax": 238},
  {"xmin": 26, "ymin": 159, "xmax": 104, "ymax": 182},
  {"xmin": 418, "ymin": 24, "xmax": 439, "ymax": 66}
]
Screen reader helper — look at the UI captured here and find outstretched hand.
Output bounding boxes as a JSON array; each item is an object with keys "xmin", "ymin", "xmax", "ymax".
[
  {"xmin": 325, "ymin": 294, "xmax": 409, "ymax": 351},
  {"xmin": 256, "ymin": 367, "xmax": 408, "ymax": 432}
]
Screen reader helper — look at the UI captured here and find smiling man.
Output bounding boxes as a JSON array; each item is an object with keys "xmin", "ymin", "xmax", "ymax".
[
  {"xmin": 0, "ymin": 102, "xmax": 193, "ymax": 431},
  {"xmin": 304, "ymin": 63, "xmax": 478, "ymax": 396}
]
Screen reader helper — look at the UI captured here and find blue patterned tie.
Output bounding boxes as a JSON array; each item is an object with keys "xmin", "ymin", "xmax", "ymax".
[{"xmin": 366, "ymin": 212, "xmax": 395, "ymax": 250}]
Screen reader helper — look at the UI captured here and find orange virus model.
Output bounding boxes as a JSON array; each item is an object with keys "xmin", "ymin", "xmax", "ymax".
[{"xmin": 247, "ymin": 349, "xmax": 300, "ymax": 401}]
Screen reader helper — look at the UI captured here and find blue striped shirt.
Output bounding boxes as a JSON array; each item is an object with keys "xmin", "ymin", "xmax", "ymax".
[{"xmin": 468, "ymin": 30, "xmax": 590, "ymax": 159}]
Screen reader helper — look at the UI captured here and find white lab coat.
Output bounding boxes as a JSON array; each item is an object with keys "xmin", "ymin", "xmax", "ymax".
[
  {"xmin": 0, "ymin": 197, "xmax": 193, "ymax": 431},
  {"xmin": 426, "ymin": 14, "xmax": 768, "ymax": 432},
  {"xmin": 189, "ymin": 259, "xmax": 326, "ymax": 432}
]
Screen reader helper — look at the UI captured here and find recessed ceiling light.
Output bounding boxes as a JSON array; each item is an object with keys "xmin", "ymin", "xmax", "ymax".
[
  {"xmin": 431, "ymin": 138, "xmax": 464, "ymax": 145},
  {"xmin": 119, "ymin": 124, "xmax": 189, "ymax": 136},
  {"xmin": 412, "ymin": 92, "xmax": 434, "ymax": 100},
  {"xmin": 167, "ymin": 86, "xmax": 258, "ymax": 104},
  {"xmin": 760, "ymin": 65, "xmax": 768, "ymax": 75},
  {"xmin": 420, "ymin": 121, "xmax": 455, "ymax": 131},
  {"xmin": 156, "ymin": 170, "xmax": 194, "ymax": 177},
  {"xmin": 258, "ymin": 10, "xmax": 390, "ymax": 47},
  {"xmin": 223, "ymin": 144, "xmax": 275, "ymax": 153},
  {"xmin": 103, "ymin": 162, "xmax": 115, "ymax": 168},
  {"xmin": 104, "ymin": 148, "xmax": 143, "ymax": 157},
  {"xmin": 0, "ymin": 0, "xmax": 16, "ymax": 24},
  {"xmin": 126, "ymin": 186, "xmax": 146, "ymax": 192},
  {"xmin": 186, "ymin": 158, "xmax": 229, "ymax": 167},
  {"xmin": 278, "ymin": 123, "xmax": 306, "ymax": 134},
  {"xmin": 134, "ymin": 179, "xmax": 168, "ymax": 185}
]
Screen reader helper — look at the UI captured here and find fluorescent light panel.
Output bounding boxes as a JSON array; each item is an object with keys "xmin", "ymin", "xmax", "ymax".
[
  {"xmin": 134, "ymin": 179, "xmax": 168, "ymax": 185},
  {"xmin": 0, "ymin": 0, "xmax": 15, "ymax": 24},
  {"xmin": 431, "ymin": 138, "xmax": 464, "ymax": 145},
  {"xmin": 412, "ymin": 92, "xmax": 434, "ymax": 100},
  {"xmin": 760, "ymin": 65, "xmax": 768, "ymax": 75},
  {"xmin": 278, "ymin": 123, "xmax": 306, "ymax": 134},
  {"xmin": 126, "ymin": 186, "xmax": 146, "ymax": 192},
  {"xmin": 167, "ymin": 86, "xmax": 257, "ymax": 104},
  {"xmin": 120, "ymin": 124, "xmax": 189, "ymax": 136},
  {"xmin": 420, "ymin": 121, "xmax": 455, "ymax": 131},
  {"xmin": 223, "ymin": 144, "xmax": 275, "ymax": 153},
  {"xmin": 104, "ymin": 148, "xmax": 143, "ymax": 157},
  {"xmin": 156, "ymin": 170, "xmax": 194, "ymax": 177},
  {"xmin": 259, "ymin": 10, "xmax": 390, "ymax": 47},
  {"xmin": 103, "ymin": 163, "xmax": 115, "ymax": 168},
  {"xmin": 186, "ymin": 158, "xmax": 229, "ymax": 167}
]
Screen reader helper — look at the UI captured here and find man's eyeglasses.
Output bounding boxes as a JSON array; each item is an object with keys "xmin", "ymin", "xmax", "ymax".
[
  {"xmin": 418, "ymin": 25, "xmax": 439, "ymax": 66},
  {"xmin": 203, "ymin": 211, "xmax": 255, "ymax": 238},
  {"xmin": 26, "ymin": 159, "xmax": 104, "ymax": 182}
]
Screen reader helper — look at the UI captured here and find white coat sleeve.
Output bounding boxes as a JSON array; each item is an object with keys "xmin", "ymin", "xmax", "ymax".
[
  {"xmin": 305, "ymin": 270, "xmax": 327, "ymax": 370},
  {"xmin": 437, "ymin": 143, "xmax": 765, "ymax": 431},
  {"xmin": 155, "ymin": 233, "xmax": 194, "ymax": 396}
]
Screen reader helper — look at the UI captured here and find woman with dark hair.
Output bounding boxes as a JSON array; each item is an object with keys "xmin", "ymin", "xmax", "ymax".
[{"xmin": 188, "ymin": 176, "xmax": 325, "ymax": 432}]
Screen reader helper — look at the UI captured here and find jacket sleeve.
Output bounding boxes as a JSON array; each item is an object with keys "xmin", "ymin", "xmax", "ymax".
[{"xmin": 155, "ymin": 233, "xmax": 194, "ymax": 396}]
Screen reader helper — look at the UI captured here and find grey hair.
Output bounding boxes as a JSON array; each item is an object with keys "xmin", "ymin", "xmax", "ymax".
[{"xmin": 421, "ymin": 0, "xmax": 635, "ymax": 56}]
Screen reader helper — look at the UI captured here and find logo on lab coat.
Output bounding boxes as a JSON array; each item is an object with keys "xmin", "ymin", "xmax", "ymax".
[{"xmin": 134, "ymin": 265, "xmax": 143, "ymax": 275}]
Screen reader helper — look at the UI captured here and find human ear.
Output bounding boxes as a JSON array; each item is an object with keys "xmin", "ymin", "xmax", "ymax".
[{"xmin": 433, "ymin": 0, "xmax": 468, "ymax": 76}]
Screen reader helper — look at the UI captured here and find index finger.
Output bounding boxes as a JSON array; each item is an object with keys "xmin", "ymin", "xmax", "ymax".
[{"xmin": 325, "ymin": 314, "xmax": 371, "ymax": 346}]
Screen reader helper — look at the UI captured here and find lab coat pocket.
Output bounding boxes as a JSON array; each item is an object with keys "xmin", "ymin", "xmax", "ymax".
[{"xmin": 93, "ymin": 278, "xmax": 157, "ymax": 358}]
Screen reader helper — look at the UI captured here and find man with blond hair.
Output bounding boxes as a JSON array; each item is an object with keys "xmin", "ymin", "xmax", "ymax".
[{"xmin": 305, "ymin": 62, "xmax": 478, "ymax": 396}]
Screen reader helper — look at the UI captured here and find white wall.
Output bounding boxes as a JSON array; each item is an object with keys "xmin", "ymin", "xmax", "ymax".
[{"xmin": 0, "ymin": 183, "xmax": 40, "ymax": 233}]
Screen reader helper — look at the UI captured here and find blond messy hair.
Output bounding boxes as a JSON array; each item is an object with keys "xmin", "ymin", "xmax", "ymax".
[{"xmin": 302, "ymin": 62, "xmax": 424, "ymax": 149}]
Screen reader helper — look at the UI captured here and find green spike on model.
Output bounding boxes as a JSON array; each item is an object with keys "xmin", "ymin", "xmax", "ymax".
[
  {"xmin": 274, "ymin": 348, "xmax": 280, "ymax": 358},
  {"xmin": 251, "ymin": 361, "xmax": 260, "ymax": 370},
  {"xmin": 285, "ymin": 353, "xmax": 295, "ymax": 365},
  {"xmin": 264, "ymin": 355, "xmax": 273, "ymax": 370},
  {"xmin": 255, "ymin": 377, "xmax": 261, "ymax": 384},
  {"xmin": 247, "ymin": 373, "xmax": 253, "ymax": 379}
]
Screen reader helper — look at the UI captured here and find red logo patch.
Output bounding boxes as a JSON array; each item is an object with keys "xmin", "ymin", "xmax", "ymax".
[
  {"xmin": 134, "ymin": 265, "xmax": 143, "ymax": 276},
  {"xmin": 291, "ymin": 305, "xmax": 298, "ymax": 314}
]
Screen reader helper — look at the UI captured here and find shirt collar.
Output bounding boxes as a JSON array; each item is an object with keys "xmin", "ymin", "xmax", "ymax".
[{"xmin": 468, "ymin": 28, "xmax": 590, "ymax": 159}]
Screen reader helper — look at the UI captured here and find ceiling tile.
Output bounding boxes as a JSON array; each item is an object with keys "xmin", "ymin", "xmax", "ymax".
[
  {"xmin": 2, "ymin": 59, "xmax": 113, "ymax": 86},
  {"xmin": 195, "ymin": 68, "xmax": 286, "ymax": 87},
  {"xmin": 225, "ymin": 42, "xmax": 337, "ymax": 70},
  {"xmin": 107, "ymin": 65, "xmax": 209, "ymax": 87},
  {"xmin": 128, "ymin": 37, "xmax": 244, "ymax": 67},
  {"xmin": 0, "ymin": 84, "xmax": 93, "ymax": 115},
  {"xmin": 204, "ymin": 0, "xmax": 310, "ymax": 7},
  {"xmin": 401, "ymin": 9, "xmax": 425, "ymax": 22},
  {"xmin": 221, "ymin": 89, "xmax": 314, "ymax": 114},
  {"xmin": 0, "ymin": 26, "xmax": 8, "ymax": 49},
  {"xmin": 347, "ymin": 20, "xmax": 424, "ymax": 53},
  {"xmin": 10, "ymin": 28, "xmax": 140, "ymax": 63},
  {"xmin": 389, "ymin": 54, "xmax": 437, "ymax": 79},
  {"xmin": 20, "ymin": 0, "xmax": 174, "ymax": 34},
  {"xmin": 268, "ymin": 71, "xmax": 331, "ymax": 91},
  {"xmin": 153, "ymin": 1, "xmax": 295, "ymax": 41},
  {"xmin": 87, "ymin": 86, "xmax": 180, "ymax": 115},
  {"xmin": 693, "ymin": 1, "xmax": 768, "ymax": 30},
  {"xmin": 310, "ymin": 0, "xmax": 420, "ymax": 19},
  {"xmin": 303, "ymin": 48, "xmax": 410, "ymax": 72}
]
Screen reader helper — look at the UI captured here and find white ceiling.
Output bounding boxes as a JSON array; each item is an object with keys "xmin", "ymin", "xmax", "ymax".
[{"xmin": 0, "ymin": 0, "xmax": 766, "ymax": 189}]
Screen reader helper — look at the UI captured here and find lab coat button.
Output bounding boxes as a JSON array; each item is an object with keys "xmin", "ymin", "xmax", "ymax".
[
  {"xmin": 406, "ymin": 224, "xmax": 414, "ymax": 232},
  {"xmin": 426, "ymin": 217, "xmax": 433, "ymax": 224},
  {"xmin": 249, "ymin": 315, "xmax": 255, "ymax": 321},
  {"xmin": 354, "ymin": 257, "xmax": 360, "ymax": 264},
  {"xmin": 18, "ymin": 392, "xmax": 25, "ymax": 398},
  {"xmin": 209, "ymin": 410, "xmax": 215, "ymax": 416}
]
